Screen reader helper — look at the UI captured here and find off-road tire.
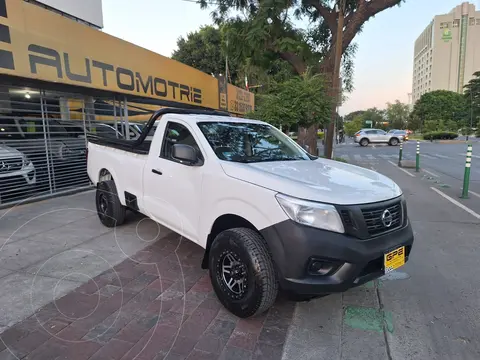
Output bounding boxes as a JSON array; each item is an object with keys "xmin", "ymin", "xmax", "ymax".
[
  {"xmin": 389, "ymin": 138, "xmax": 399, "ymax": 146},
  {"xmin": 209, "ymin": 228, "xmax": 278, "ymax": 318},
  {"xmin": 96, "ymin": 180, "xmax": 126, "ymax": 228},
  {"xmin": 360, "ymin": 138, "xmax": 369, "ymax": 147}
]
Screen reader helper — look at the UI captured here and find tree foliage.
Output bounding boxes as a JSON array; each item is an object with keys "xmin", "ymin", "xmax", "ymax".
[
  {"xmin": 464, "ymin": 71, "xmax": 480, "ymax": 127},
  {"xmin": 385, "ymin": 100, "xmax": 410, "ymax": 129},
  {"xmin": 172, "ymin": 26, "xmax": 239, "ymax": 83},
  {"xmin": 247, "ymin": 70, "xmax": 332, "ymax": 130},
  {"xmin": 361, "ymin": 107, "xmax": 385, "ymax": 127},
  {"xmin": 343, "ymin": 108, "xmax": 384, "ymax": 135},
  {"xmin": 198, "ymin": 0, "xmax": 403, "ymax": 90},
  {"xmin": 196, "ymin": 0, "xmax": 404, "ymax": 154},
  {"xmin": 410, "ymin": 90, "xmax": 467, "ymax": 132},
  {"xmin": 344, "ymin": 115, "xmax": 363, "ymax": 136},
  {"xmin": 344, "ymin": 110, "xmax": 365, "ymax": 123}
]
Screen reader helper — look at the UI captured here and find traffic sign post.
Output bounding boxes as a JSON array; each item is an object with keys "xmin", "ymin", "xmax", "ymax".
[
  {"xmin": 398, "ymin": 143, "xmax": 403, "ymax": 165},
  {"xmin": 365, "ymin": 120, "xmax": 373, "ymax": 128},
  {"xmin": 461, "ymin": 144, "xmax": 473, "ymax": 199}
]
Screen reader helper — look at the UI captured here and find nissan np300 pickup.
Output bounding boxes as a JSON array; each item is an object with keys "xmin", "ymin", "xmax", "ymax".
[{"xmin": 87, "ymin": 108, "xmax": 414, "ymax": 318}]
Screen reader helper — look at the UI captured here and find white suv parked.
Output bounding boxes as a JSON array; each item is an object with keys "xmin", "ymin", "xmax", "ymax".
[{"xmin": 354, "ymin": 129, "xmax": 402, "ymax": 146}]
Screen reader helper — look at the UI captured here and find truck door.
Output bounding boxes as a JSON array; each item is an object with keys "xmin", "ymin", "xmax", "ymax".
[{"xmin": 143, "ymin": 120, "xmax": 204, "ymax": 243}]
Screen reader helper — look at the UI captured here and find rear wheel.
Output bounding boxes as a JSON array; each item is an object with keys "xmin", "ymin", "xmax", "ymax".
[
  {"xmin": 389, "ymin": 138, "xmax": 399, "ymax": 146},
  {"xmin": 96, "ymin": 180, "xmax": 126, "ymax": 228},
  {"xmin": 209, "ymin": 228, "xmax": 278, "ymax": 318},
  {"xmin": 360, "ymin": 138, "xmax": 369, "ymax": 147}
]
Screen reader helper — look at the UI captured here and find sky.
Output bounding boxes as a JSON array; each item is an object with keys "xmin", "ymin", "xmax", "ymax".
[{"xmin": 102, "ymin": 0, "xmax": 478, "ymax": 115}]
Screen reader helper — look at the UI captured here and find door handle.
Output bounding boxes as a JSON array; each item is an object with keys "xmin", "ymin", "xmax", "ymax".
[{"xmin": 152, "ymin": 169, "xmax": 163, "ymax": 175}]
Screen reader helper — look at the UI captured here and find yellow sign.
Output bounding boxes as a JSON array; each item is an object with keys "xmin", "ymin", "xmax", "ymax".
[
  {"xmin": 227, "ymin": 84, "xmax": 254, "ymax": 115},
  {"xmin": 0, "ymin": 0, "xmax": 219, "ymax": 109}
]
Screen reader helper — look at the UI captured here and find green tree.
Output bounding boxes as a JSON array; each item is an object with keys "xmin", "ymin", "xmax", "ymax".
[
  {"xmin": 423, "ymin": 120, "xmax": 437, "ymax": 133},
  {"xmin": 247, "ymin": 70, "xmax": 332, "ymax": 148},
  {"xmin": 344, "ymin": 114, "xmax": 363, "ymax": 136},
  {"xmin": 198, "ymin": 0, "xmax": 405, "ymax": 155},
  {"xmin": 464, "ymin": 71, "xmax": 480, "ymax": 128},
  {"xmin": 362, "ymin": 107, "xmax": 385, "ymax": 128},
  {"xmin": 386, "ymin": 100, "xmax": 410, "ymax": 129},
  {"xmin": 411, "ymin": 90, "xmax": 467, "ymax": 132},
  {"xmin": 408, "ymin": 114, "xmax": 421, "ymax": 131},
  {"xmin": 172, "ymin": 25, "xmax": 241, "ymax": 83},
  {"xmin": 344, "ymin": 110, "xmax": 366, "ymax": 123}
]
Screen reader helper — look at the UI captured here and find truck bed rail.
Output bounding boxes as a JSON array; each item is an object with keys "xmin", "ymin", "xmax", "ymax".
[{"xmin": 87, "ymin": 107, "xmax": 231, "ymax": 153}]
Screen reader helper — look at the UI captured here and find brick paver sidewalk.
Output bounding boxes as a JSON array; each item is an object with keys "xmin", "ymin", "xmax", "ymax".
[{"xmin": 0, "ymin": 233, "xmax": 295, "ymax": 360}]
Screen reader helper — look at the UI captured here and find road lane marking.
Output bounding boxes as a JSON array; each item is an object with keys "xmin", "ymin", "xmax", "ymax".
[
  {"xmin": 366, "ymin": 154, "xmax": 376, "ymax": 160},
  {"xmin": 388, "ymin": 160, "xmax": 415, "ymax": 177},
  {"xmin": 422, "ymin": 154, "xmax": 436, "ymax": 159},
  {"xmin": 430, "ymin": 187, "xmax": 480, "ymax": 220},
  {"xmin": 468, "ymin": 190, "xmax": 480, "ymax": 199},
  {"xmin": 459, "ymin": 153, "xmax": 480, "ymax": 159},
  {"xmin": 423, "ymin": 169, "xmax": 439, "ymax": 177},
  {"xmin": 378, "ymin": 154, "xmax": 396, "ymax": 159},
  {"xmin": 435, "ymin": 154, "xmax": 451, "ymax": 159}
]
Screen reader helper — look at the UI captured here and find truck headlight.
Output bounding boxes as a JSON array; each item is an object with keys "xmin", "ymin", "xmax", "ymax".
[{"xmin": 275, "ymin": 193, "xmax": 345, "ymax": 233}]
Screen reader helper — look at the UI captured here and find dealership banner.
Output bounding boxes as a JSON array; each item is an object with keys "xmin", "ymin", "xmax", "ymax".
[{"xmin": 0, "ymin": 0, "xmax": 254, "ymax": 114}]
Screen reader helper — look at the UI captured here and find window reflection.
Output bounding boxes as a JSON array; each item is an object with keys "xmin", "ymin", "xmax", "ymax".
[{"xmin": 198, "ymin": 122, "xmax": 311, "ymax": 163}]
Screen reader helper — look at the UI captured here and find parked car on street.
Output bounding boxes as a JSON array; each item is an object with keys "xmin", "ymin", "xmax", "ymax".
[
  {"xmin": 0, "ymin": 145, "xmax": 36, "ymax": 203},
  {"xmin": 390, "ymin": 130, "xmax": 408, "ymax": 141},
  {"xmin": 355, "ymin": 128, "xmax": 403, "ymax": 146},
  {"xmin": 87, "ymin": 108, "xmax": 414, "ymax": 318}
]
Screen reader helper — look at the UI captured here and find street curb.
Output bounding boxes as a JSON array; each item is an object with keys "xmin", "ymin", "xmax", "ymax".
[{"xmin": 435, "ymin": 140, "xmax": 468, "ymax": 144}]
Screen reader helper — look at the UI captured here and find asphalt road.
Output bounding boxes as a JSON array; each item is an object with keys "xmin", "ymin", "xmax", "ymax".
[
  {"xmin": 283, "ymin": 141, "xmax": 480, "ymax": 360},
  {"xmin": 320, "ymin": 139, "xmax": 480, "ymax": 214}
]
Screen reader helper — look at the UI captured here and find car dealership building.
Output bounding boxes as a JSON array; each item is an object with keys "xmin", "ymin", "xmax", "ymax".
[{"xmin": 0, "ymin": 0, "xmax": 254, "ymax": 207}]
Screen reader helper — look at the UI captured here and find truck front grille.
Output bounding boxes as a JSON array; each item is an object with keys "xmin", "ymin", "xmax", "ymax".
[{"xmin": 361, "ymin": 201, "xmax": 402, "ymax": 236}]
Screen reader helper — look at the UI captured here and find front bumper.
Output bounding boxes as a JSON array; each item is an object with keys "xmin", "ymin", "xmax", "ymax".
[{"xmin": 260, "ymin": 219, "xmax": 414, "ymax": 295}]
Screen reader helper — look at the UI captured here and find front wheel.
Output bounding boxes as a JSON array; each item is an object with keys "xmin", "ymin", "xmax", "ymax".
[{"xmin": 209, "ymin": 228, "xmax": 278, "ymax": 318}]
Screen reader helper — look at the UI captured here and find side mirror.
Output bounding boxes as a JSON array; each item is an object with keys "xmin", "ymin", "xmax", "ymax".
[{"xmin": 172, "ymin": 144, "xmax": 200, "ymax": 165}]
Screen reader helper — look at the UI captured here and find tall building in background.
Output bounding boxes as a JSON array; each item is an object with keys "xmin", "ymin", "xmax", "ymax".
[{"xmin": 412, "ymin": 2, "xmax": 480, "ymax": 104}]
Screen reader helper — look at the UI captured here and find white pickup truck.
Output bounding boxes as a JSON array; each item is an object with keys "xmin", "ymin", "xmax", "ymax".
[{"xmin": 87, "ymin": 108, "xmax": 414, "ymax": 318}]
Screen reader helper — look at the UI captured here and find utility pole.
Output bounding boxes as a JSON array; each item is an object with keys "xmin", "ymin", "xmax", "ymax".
[{"xmin": 325, "ymin": 0, "xmax": 345, "ymax": 159}]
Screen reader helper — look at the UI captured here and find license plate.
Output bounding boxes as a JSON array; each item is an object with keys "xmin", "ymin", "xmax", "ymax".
[{"xmin": 384, "ymin": 246, "xmax": 405, "ymax": 273}]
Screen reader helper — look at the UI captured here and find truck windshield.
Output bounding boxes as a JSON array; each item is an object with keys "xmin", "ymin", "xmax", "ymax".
[{"xmin": 197, "ymin": 122, "xmax": 311, "ymax": 163}]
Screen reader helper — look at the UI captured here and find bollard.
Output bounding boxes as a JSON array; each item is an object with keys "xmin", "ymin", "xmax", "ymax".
[
  {"xmin": 398, "ymin": 143, "xmax": 403, "ymax": 165},
  {"xmin": 461, "ymin": 144, "xmax": 472, "ymax": 199},
  {"xmin": 415, "ymin": 141, "xmax": 420, "ymax": 172}
]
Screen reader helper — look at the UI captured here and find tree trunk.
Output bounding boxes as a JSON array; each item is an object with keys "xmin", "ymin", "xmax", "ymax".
[{"xmin": 297, "ymin": 124, "xmax": 318, "ymax": 156}]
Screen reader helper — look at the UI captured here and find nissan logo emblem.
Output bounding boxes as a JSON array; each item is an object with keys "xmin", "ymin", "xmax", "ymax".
[{"xmin": 381, "ymin": 209, "xmax": 393, "ymax": 228}]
